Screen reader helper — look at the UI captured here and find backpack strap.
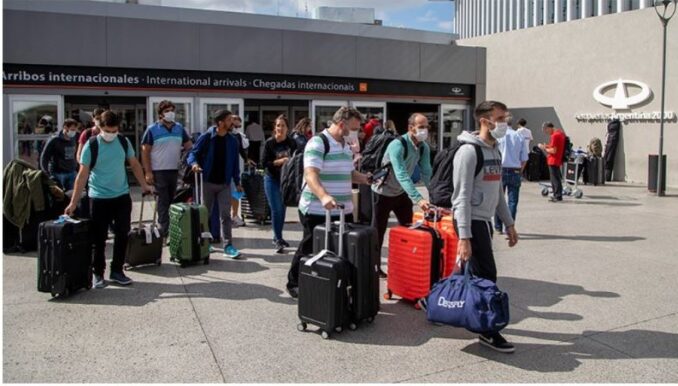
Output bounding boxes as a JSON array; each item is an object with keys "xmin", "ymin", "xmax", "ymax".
[
  {"xmin": 472, "ymin": 144, "xmax": 484, "ymax": 177},
  {"xmin": 88, "ymin": 135, "xmax": 129, "ymax": 170},
  {"xmin": 398, "ymin": 136, "xmax": 409, "ymax": 160},
  {"xmin": 318, "ymin": 132, "xmax": 330, "ymax": 158}
]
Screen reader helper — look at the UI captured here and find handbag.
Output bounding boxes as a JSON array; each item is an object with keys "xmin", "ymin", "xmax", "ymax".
[{"xmin": 426, "ymin": 262, "xmax": 510, "ymax": 334}]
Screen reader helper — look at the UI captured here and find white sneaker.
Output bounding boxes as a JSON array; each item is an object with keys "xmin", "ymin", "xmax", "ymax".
[{"xmin": 232, "ymin": 216, "xmax": 245, "ymax": 227}]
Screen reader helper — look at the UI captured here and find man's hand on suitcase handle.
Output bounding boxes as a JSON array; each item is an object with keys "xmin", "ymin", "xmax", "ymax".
[
  {"xmin": 321, "ymin": 195, "xmax": 338, "ymax": 210},
  {"xmin": 191, "ymin": 164, "xmax": 203, "ymax": 173}
]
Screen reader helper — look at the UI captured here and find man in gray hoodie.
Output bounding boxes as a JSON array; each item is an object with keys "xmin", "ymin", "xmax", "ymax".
[{"xmin": 452, "ymin": 100, "xmax": 519, "ymax": 353}]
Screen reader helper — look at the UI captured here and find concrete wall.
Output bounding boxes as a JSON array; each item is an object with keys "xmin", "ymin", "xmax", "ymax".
[{"xmin": 458, "ymin": 7, "xmax": 678, "ymax": 188}]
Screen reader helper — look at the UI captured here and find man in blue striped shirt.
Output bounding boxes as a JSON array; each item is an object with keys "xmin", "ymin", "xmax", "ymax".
[
  {"xmin": 494, "ymin": 115, "xmax": 529, "ymax": 234},
  {"xmin": 141, "ymin": 100, "xmax": 193, "ymax": 239}
]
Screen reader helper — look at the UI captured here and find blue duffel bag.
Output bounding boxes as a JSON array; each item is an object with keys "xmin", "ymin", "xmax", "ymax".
[{"xmin": 426, "ymin": 263, "xmax": 510, "ymax": 334}]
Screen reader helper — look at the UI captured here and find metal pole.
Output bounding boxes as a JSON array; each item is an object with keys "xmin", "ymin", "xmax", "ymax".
[{"xmin": 657, "ymin": 17, "xmax": 667, "ymax": 196}]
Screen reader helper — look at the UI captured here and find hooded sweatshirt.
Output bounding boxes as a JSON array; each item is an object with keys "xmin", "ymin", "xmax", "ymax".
[{"xmin": 452, "ymin": 131, "xmax": 513, "ymax": 240}]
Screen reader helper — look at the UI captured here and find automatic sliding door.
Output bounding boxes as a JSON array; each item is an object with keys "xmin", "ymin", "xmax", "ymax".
[
  {"xmin": 311, "ymin": 100, "xmax": 346, "ymax": 135},
  {"xmin": 198, "ymin": 98, "xmax": 244, "ymax": 135}
]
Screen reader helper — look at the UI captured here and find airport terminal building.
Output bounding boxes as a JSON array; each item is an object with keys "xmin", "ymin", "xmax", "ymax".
[{"xmin": 2, "ymin": 0, "xmax": 484, "ymax": 168}]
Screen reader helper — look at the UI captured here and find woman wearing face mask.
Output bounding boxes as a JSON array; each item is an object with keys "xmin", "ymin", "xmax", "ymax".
[{"xmin": 261, "ymin": 115, "xmax": 297, "ymax": 253}]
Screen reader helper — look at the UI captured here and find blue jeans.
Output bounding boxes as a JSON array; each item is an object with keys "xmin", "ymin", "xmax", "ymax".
[
  {"xmin": 263, "ymin": 175, "xmax": 286, "ymax": 242},
  {"xmin": 495, "ymin": 168, "xmax": 521, "ymax": 231},
  {"xmin": 54, "ymin": 171, "xmax": 76, "ymax": 191}
]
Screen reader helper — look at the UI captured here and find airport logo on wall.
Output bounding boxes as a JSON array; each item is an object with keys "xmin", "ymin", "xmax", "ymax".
[
  {"xmin": 575, "ymin": 78, "xmax": 675, "ymax": 123},
  {"xmin": 593, "ymin": 79, "xmax": 651, "ymax": 110}
]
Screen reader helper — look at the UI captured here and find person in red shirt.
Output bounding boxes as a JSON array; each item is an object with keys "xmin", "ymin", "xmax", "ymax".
[
  {"xmin": 362, "ymin": 117, "xmax": 381, "ymax": 143},
  {"xmin": 538, "ymin": 122, "xmax": 565, "ymax": 202}
]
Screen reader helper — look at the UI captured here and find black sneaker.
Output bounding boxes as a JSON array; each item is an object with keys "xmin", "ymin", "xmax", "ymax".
[
  {"xmin": 286, "ymin": 286, "xmax": 299, "ymax": 299},
  {"xmin": 280, "ymin": 239, "xmax": 290, "ymax": 248},
  {"xmin": 109, "ymin": 271, "xmax": 133, "ymax": 286},
  {"xmin": 549, "ymin": 197, "xmax": 563, "ymax": 202},
  {"xmin": 275, "ymin": 240, "xmax": 285, "ymax": 254},
  {"xmin": 378, "ymin": 268, "xmax": 388, "ymax": 279},
  {"xmin": 479, "ymin": 332, "xmax": 515, "ymax": 353}
]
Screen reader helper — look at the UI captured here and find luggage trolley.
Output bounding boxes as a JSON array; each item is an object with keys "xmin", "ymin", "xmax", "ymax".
[{"xmin": 540, "ymin": 149, "xmax": 586, "ymax": 199}]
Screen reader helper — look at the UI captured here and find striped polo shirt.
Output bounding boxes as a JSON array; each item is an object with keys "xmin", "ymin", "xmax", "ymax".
[
  {"xmin": 141, "ymin": 121, "xmax": 190, "ymax": 171},
  {"xmin": 299, "ymin": 130, "xmax": 354, "ymax": 216}
]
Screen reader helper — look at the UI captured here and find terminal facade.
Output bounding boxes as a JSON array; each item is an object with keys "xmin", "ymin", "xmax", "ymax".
[{"xmin": 3, "ymin": 0, "xmax": 483, "ymax": 168}]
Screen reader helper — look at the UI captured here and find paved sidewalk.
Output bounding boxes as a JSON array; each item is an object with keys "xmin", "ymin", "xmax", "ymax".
[{"xmin": 3, "ymin": 181, "xmax": 678, "ymax": 382}]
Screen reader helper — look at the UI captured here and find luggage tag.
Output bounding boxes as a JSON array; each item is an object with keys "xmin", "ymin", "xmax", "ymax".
[
  {"xmin": 55, "ymin": 215, "xmax": 81, "ymax": 224},
  {"xmin": 304, "ymin": 249, "xmax": 329, "ymax": 266},
  {"xmin": 144, "ymin": 224, "xmax": 153, "ymax": 244}
]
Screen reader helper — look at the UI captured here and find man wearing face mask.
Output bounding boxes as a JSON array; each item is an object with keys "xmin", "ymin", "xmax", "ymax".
[
  {"xmin": 40, "ymin": 118, "xmax": 80, "ymax": 191},
  {"xmin": 371, "ymin": 113, "xmax": 433, "ymax": 277},
  {"xmin": 66, "ymin": 110, "xmax": 154, "ymax": 288},
  {"xmin": 286, "ymin": 106, "xmax": 371, "ymax": 299},
  {"xmin": 77, "ymin": 108, "xmax": 105, "ymax": 163},
  {"xmin": 493, "ymin": 115, "xmax": 529, "ymax": 234},
  {"xmin": 141, "ymin": 100, "xmax": 193, "ymax": 239},
  {"xmin": 188, "ymin": 109, "xmax": 243, "ymax": 259},
  {"xmin": 451, "ymin": 100, "xmax": 518, "ymax": 353}
]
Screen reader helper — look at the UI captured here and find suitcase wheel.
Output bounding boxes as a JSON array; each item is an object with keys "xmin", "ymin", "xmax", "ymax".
[
  {"xmin": 414, "ymin": 300, "xmax": 422, "ymax": 310},
  {"xmin": 297, "ymin": 322, "xmax": 307, "ymax": 332},
  {"xmin": 541, "ymin": 188, "xmax": 549, "ymax": 196},
  {"xmin": 574, "ymin": 190, "xmax": 583, "ymax": 199},
  {"xmin": 348, "ymin": 323, "xmax": 357, "ymax": 331},
  {"xmin": 335, "ymin": 326, "xmax": 343, "ymax": 333},
  {"xmin": 320, "ymin": 330, "xmax": 330, "ymax": 340},
  {"xmin": 366, "ymin": 316, "xmax": 374, "ymax": 324},
  {"xmin": 156, "ymin": 259, "xmax": 162, "ymax": 266},
  {"xmin": 383, "ymin": 290, "xmax": 393, "ymax": 300},
  {"xmin": 203, "ymin": 256, "xmax": 210, "ymax": 265},
  {"xmin": 180, "ymin": 261, "xmax": 188, "ymax": 268}
]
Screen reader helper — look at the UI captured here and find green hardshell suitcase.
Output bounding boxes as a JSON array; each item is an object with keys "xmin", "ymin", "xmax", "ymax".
[{"xmin": 169, "ymin": 172, "xmax": 211, "ymax": 267}]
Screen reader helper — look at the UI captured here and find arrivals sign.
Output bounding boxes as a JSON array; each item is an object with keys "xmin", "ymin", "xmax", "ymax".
[
  {"xmin": 3, "ymin": 63, "xmax": 472, "ymax": 99},
  {"xmin": 575, "ymin": 79, "xmax": 675, "ymax": 123}
]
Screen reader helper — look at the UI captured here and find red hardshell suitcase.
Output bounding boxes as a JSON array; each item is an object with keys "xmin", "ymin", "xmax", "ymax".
[
  {"xmin": 412, "ymin": 211, "xmax": 458, "ymax": 278},
  {"xmin": 384, "ymin": 224, "xmax": 444, "ymax": 308}
]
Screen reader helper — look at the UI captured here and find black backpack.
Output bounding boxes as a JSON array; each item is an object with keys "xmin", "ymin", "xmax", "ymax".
[
  {"xmin": 281, "ymin": 134, "xmax": 330, "ymax": 207},
  {"xmin": 562, "ymin": 135, "xmax": 573, "ymax": 163},
  {"xmin": 359, "ymin": 130, "xmax": 398, "ymax": 173},
  {"xmin": 88, "ymin": 135, "xmax": 129, "ymax": 170},
  {"xmin": 429, "ymin": 141, "xmax": 484, "ymax": 208}
]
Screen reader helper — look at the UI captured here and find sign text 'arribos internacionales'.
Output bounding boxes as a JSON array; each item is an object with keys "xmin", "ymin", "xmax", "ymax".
[{"xmin": 3, "ymin": 64, "xmax": 472, "ymax": 100}]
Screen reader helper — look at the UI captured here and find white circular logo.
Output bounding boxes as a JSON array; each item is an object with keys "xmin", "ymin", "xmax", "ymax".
[{"xmin": 593, "ymin": 79, "xmax": 651, "ymax": 110}]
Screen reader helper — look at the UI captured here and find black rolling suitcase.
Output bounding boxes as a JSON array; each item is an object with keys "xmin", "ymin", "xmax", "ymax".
[
  {"xmin": 312, "ymin": 207, "xmax": 380, "ymax": 327},
  {"xmin": 297, "ymin": 208, "xmax": 352, "ymax": 340},
  {"xmin": 240, "ymin": 167, "xmax": 270, "ymax": 224},
  {"xmin": 124, "ymin": 193, "xmax": 162, "ymax": 269},
  {"xmin": 585, "ymin": 156, "xmax": 605, "ymax": 186},
  {"xmin": 38, "ymin": 218, "xmax": 92, "ymax": 298}
]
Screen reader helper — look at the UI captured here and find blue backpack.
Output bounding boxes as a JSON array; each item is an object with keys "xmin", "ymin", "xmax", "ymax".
[{"xmin": 426, "ymin": 263, "xmax": 510, "ymax": 334}]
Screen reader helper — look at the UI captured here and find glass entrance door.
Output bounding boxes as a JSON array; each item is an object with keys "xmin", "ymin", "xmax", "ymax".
[
  {"xmin": 198, "ymin": 98, "xmax": 244, "ymax": 136},
  {"xmin": 311, "ymin": 100, "xmax": 346, "ymax": 134},
  {"xmin": 439, "ymin": 104, "xmax": 469, "ymax": 151},
  {"xmin": 9, "ymin": 95, "xmax": 64, "ymax": 167},
  {"xmin": 352, "ymin": 101, "xmax": 386, "ymax": 126}
]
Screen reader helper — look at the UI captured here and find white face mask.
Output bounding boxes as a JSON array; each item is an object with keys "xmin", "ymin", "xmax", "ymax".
[
  {"xmin": 491, "ymin": 122, "xmax": 508, "ymax": 139},
  {"xmin": 415, "ymin": 128, "xmax": 429, "ymax": 142},
  {"xmin": 101, "ymin": 131, "xmax": 118, "ymax": 143},
  {"xmin": 66, "ymin": 130, "xmax": 77, "ymax": 138},
  {"xmin": 162, "ymin": 111, "xmax": 176, "ymax": 123}
]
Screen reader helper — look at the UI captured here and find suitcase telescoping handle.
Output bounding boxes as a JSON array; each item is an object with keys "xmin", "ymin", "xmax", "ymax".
[
  {"xmin": 325, "ymin": 203, "xmax": 346, "ymax": 258},
  {"xmin": 194, "ymin": 170, "xmax": 205, "ymax": 206},
  {"xmin": 138, "ymin": 192, "xmax": 158, "ymax": 225}
]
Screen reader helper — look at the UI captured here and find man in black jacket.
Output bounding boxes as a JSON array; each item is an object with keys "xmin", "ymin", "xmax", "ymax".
[{"xmin": 39, "ymin": 118, "xmax": 80, "ymax": 190}]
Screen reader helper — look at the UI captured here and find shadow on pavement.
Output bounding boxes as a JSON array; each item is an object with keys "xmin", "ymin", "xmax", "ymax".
[
  {"xmin": 54, "ymin": 278, "xmax": 294, "ymax": 307},
  {"xmin": 461, "ymin": 328, "xmax": 678, "ymax": 373},
  {"xmin": 569, "ymin": 200, "xmax": 642, "ymax": 207},
  {"xmin": 128, "ymin": 257, "xmax": 270, "ymax": 277},
  {"xmin": 500, "ymin": 277, "xmax": 619, "ymax": 325},
  {"xmin": 519, "ymin": 233, "xmax": 644, "ymax": 242}
]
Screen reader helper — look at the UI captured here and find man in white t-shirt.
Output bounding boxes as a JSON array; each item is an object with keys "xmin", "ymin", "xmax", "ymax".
[{"xmin": 515, "ymin": 118, "xmax": 533, "ymax": 149}]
